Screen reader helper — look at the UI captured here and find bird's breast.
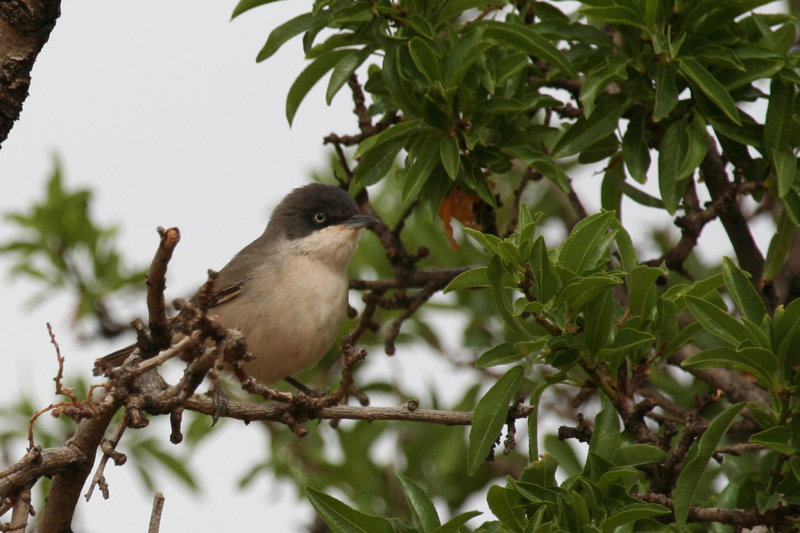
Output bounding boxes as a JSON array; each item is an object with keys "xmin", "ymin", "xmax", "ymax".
[{"xmin": 213, "ymin": 254, "xmax": 349, "ymax": 385}]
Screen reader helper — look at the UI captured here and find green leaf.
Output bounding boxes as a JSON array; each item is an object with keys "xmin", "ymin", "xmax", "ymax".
[
  {"xmin": 558, "ymin": 211, "xmax": 615, "ymax": 273},
  {"xmin": 505, "ymin": 146, "xmax": 569, "ymax": 193},
  {"xmin": 588, "ymin": 396, "xmax": 620, "ymax": 462},
  {"xmin": 652, "ymin": 62, "xmax": 678, "ymax": 122},
  {"xmin": 614, "ymin": 444, "xmax": 668, "ymax": 466},
  {"xmin": 610, "ymin": 217, "xmax": 638, "ymax": 274},
  {"xmin": 597, "ymin": 327, "xmax": 655, "ymax": 374},
  {"xmin": 578, "ymin": 134, "xmax": 619, "ymax": 164},
  {"xmin": 580, "ymin": 56, "xmax": 630, "ymax": 118},
  {"xmin": 601, "ymin": 503, "xmax": 670, "ymax": 532},
  {"xmin": 780, "ymin": 189, "xmax": 800, "ymax": 229},
  {"xmin": 685, "ymin": 295, "xmax": 748, "ymax": 346},
  {"xmin": 231, "ymin": 0, "xmax": 283, "ymax": 19},
  {"xmin": 527, "ymin": 381, "xmax": 554, "ymax": 460},
  {"xmin": 481, "ymin": 21, "xmax": 576, "ymax": 78},
  {"xmin": 435, "ymin": 0, "xmax": 494, "ymax": 27},
  {"xmin": 530, "ymin": 236, "xmax": 559, "ymax": 303},
  {"xmin": 722, "ymin": 257, "xmax": 767, "ymax": 323},
  {"xmin": 764, "ymin": 77, "xmax": 795, "ymax": 151},
  {"xmin": 628, "ymin": 265, "xmax": 664, "ymax": 318},
  {"xmin": 772, "ymin": 148, "xmax": 797, "ymax": 198},
  {"xmin": 440, "ymin": 136, "xmax": 461, "ymax": 180},
  {"xmin": 443, "ymin": 267, "xmax": 489, "ymax": 293},
  {"xmin": 678, "ymin": 57, "xmax": 741, "ymax": 125},
  {"xmin": 382, "ymin": 46, "xmax": 424, "ymax": 116},
  {"xmin": 658, "ymin": 120, "xmax": 690, "ymax": 214},
  {"xmin": 750, "ymin": 426, "xmax": 796, "ymax": 455},
  {"xmin": 329, "ymin": 3, "xmax": 372, "ymax": 24},
  {"xmin": 683, "ymin": 113, "xmax": 709, "ymax": 176},
  {"xmin": 468, "ymin": 366, "xmax": 524, "ymax": 476},
  {"xmin": 487, "ymin": 256, "xmax": 524, "ymax": 334},
  {"xmin": 256, "ymin": 12, "xmax": 314, "ymax": 62},
  {"xmin": 757, "ymin": 491, "xmax": 784, "ymax": 515},
  {"xmin": 464, "ymin": 227, "xmax": 502, "ymax": 255},
  {"xmin": 580, "ymin": 5, "xmax": 646, "ymax": 29},
  {"xmin": 681, "ymin": 346, "xmax": 777, "ymax": 390},
  {"xmin": 673, "ymin": 403, "xmax": 748, "ymax": 526},
  {"xmin": 556, "ymin": 275, "xmax": 622, "ymax": 313},
  {"xmin": 404, "ymin": 13, "xmax": 437, "ymax": 39},
  {"xmin": 355, "ymin": 120, "xmax": 422, "ymax": 159},
  {"xmin": 764, "ymin": 210, "xmax": 795, "ymax": 282},
  {"xmin": 408, "ymin": 37, "xmax": 443, "ymax": 83},
  {"xmin": 552, "ymin": 94, "xmax": 627, "ymax": 158},
  {"xmin": 353, "ymin": 138, "xmax": 404, "ymax": 188},
  {"xmin": 622, "ymin": 110, "xmax": 651, "ymax": 183},
  {"xmin": 775, "ymin": 297, "xmax": 800, "ymax": 349},
  {"xmin": 401, "ymin": 141, "xmax": 440, "ymax": 202},
  {"xmin": 476, "ymin": 343, "xmax": 525, "ymax": 368},
  {"xmin": 286, "ymin": 49, "xmax": 352, "ymax": 125},
  {"xmin": 487, "ymin": 485, "xmax": 525, "ymax": 532},
  {"xmin": 662, "ymin": 322, "xmax": 703, "ymax": 360},
  {"xmin": 693, "ymin": 44, "xmax": 746, "ymax": 71},
  {"xmin": 596, "ymin": 467, "xmax": 641, "ymax": 491},
  {"xmin": 446, "ymin": 39, "xmax": 495, "ymax": 89},
  {"xmin": 306, "ymin": 487, "xmax": 395, "ymax": 533},
  {"xmin": 584, "ymin": 290, "xmax": 614, "ymax": 354},
  {"xmin": 396, "ymin": 472, "xmax": 441, "ymax": 532},
  {"xmin": 327, "ymin": 48, "xmax": 373, "ymax": 104},
  {"xmin": 601, "ymin": 158, "xmax": 623, "ymax": 214},
  {"xmin": 432, "ymin": 511, "xmax": 482, "ymax": 533}
]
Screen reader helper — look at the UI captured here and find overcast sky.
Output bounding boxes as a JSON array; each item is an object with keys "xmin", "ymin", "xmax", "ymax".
[
  {"xmin": 0, "ymin": 1, "xmax": 784, "ymax": 532},
  {"xmin": 0, "ymin": 2, "xmax": 356, "ymax": 530}
]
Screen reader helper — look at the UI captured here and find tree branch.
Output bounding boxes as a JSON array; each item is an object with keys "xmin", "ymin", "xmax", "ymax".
[
  {"xmin": 638, "ymin": 492, "xmax": 797, "ymax": 530},
  {"xmin": 700, "ymin": 139, "xmax": 775, "ymax": 310},
  {"xmin": 34, "ymin": 391, "xmax": 120, "ymax": 532},
  {"xmin": 0, "ymin": 0, "xmax": 62, "ymax": 149},
  {"xmin": 146, "ymin": 227, "xmax": 180, "ymax": 352}
]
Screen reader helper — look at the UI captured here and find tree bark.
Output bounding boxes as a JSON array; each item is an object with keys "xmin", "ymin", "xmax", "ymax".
[{"xmin": 0, "ymin": 0, "xmax": 62, "ymax": 149}]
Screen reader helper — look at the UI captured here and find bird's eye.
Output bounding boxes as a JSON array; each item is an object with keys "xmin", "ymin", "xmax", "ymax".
[{"xmin": 313, "ymin": 211, "xmax": 328, "ymax": 225}]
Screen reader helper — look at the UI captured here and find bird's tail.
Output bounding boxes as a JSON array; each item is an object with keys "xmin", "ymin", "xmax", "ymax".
[{"xmin": 93, "ymin": 344, "xmax": 136, "ymax": 376}]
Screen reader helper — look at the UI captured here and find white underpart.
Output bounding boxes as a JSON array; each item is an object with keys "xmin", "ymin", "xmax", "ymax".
[{"xmin": 213, "ymin": 225, "xmax": 361, "ymax": 385}]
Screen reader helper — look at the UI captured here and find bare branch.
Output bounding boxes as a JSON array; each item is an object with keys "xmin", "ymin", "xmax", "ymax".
[
  {"xmin": 6, "ymin": 486, "xmax": 32, "ymax": 533},
  {"xmin": 146, "ymin": 227, "xmax": 181, "ymax": 352},
  {"xmin": 667, "ymin": 349, "xmax": 770, "ymax": 405},
  {"xmin": 180, "ymin": 394, "xmax": 534, "ymax": 426},
  {"xmin": 700, "ymin": 140, "xmax": 775, "ymax": 310},
  {"xmin": 349, "ymin": 267, "xmax": 472, "ymax": 292},
  {"xmin": 638, "ymin": 492, "xmax": 797, "ymax": 530},
  {"xmin": 85, "ymin": 415, "xmax": 129, "ymax": 501},
  {"xmin": 148, "ymin": 493, "xmax": 165, "ymax": 533},
  {"xmin": 32, "ymin": 391, "xmax": 121, "ymax": 532}
]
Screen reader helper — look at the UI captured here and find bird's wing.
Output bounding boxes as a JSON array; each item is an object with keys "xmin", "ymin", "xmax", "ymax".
[{"xmin": 206, "ymin": 281, "xmax": 244, "ymax": 308}]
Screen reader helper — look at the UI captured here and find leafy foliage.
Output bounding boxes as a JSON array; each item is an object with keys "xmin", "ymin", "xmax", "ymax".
[
  {"xmin": 6, "ymin": 0, "xmax": 800, "ymax": 531},
  {"xmin": 224, "ymin": 0, "xmax": 800, "ymax": 530},
  {"xmin": 0, "ymin": 159, "xmax": 145, "ymax": 336}
]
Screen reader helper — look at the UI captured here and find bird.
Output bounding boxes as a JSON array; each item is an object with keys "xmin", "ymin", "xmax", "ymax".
[{"xmin": 98, "ymin": 183, "xmax": 377, "ymax": 385}]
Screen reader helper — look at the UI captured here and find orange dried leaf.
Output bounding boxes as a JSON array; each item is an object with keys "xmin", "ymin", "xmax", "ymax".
[{"xmin": 438, "ymin": 188, "xmax": 481, "ymax": 250}]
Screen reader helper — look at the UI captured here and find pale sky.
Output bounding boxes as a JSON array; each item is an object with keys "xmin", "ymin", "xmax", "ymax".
[{"xmin": 0, "ymin": 1, "xmax": 352, "ymax": 530}]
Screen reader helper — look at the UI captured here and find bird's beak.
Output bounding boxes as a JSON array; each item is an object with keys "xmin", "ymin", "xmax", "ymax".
[{"xmin": 344, "ymin": 214, "xmax": 379, "ymax": 229}]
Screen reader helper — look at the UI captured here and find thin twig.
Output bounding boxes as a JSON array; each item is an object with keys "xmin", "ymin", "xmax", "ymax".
[
  {"xmin": 28, "ymin": 326, "xmax": 101, "ymax": 448},
  {"xmin": 148, "ymin": 493, "xmax": 165, "ymax": 533},
  {"xmin": 637, "ymin": 492, "xmax": 797, "ymax": 530},
  {"xmin": 8, "ymin": 485, "xmax": 32, "ymax": 533},
  {"xmin": 146, "ymin": 227, "xmax": 181, "ymax": 352},
  {"xmin": 84, "ymin": 415, "xmax": 129, "ymax": 501}
]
